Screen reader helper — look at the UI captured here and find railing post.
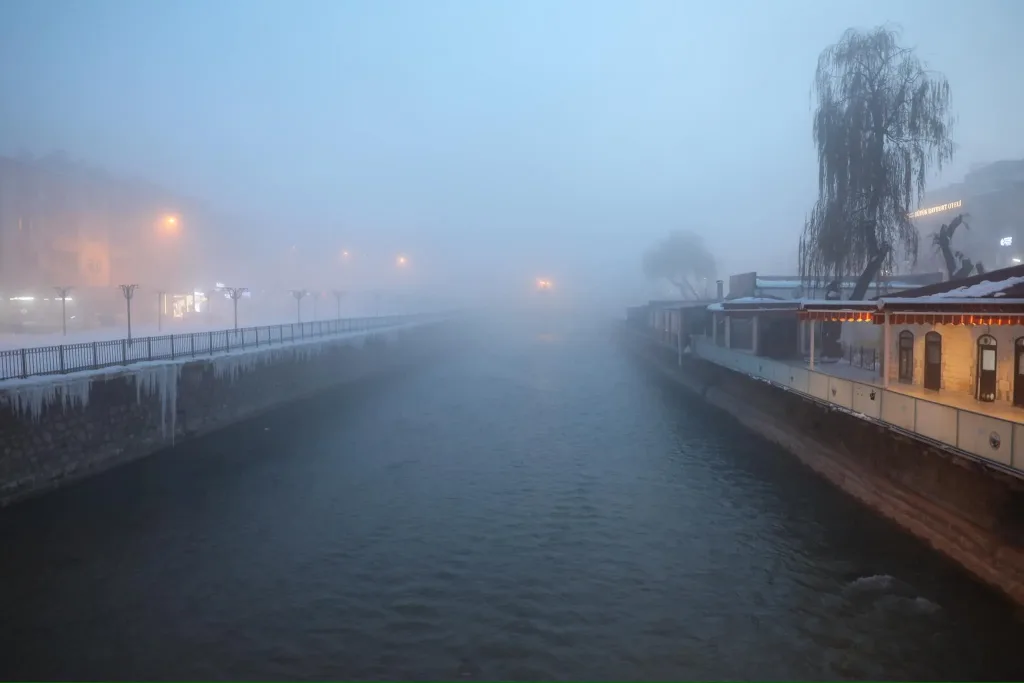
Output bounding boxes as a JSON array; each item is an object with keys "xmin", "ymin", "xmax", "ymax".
[
  {"xmin": 91, "ymin": 341, "xmax": 98, "ymax": 368},
  {"xmin": 59, "ymin": 345, "xmax": 65, "ymax": 373},
  {"xmin": 190, "ymin": 333, "xmax": 196, "ymax": 357},
  {"xmin": 209, "ymin": 331, "xmax": 214, "ymax": 355},
  {"xmin": 171, "ymin": 334, "xmax": 176, "ymax": 360},
  {"xmin": 226, "ymin": 330, "xmax": 230, "ymax": 352},
  {"xmin": 122, "ymin": 338, "xmax": 127, "ymax": 365},
  {"xmin": 147, "ymin": 336, "xmax": 152, "ymax": 361},
  {"xmin": 20, "ymin": 348, "xmax": 27, "ymax": 379}
]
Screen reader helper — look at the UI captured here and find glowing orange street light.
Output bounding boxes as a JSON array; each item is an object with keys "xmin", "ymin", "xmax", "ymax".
[
  {"xmin": 537, "ymin": 278, "xmax": 552, "ymax": 290},
  {"xmin": 396, "ymin": 254, "xmax": 408, "ymax": 267},
  {"xmin": 160, "ymin": 214, "xmax": 181, "ymax": 236}
]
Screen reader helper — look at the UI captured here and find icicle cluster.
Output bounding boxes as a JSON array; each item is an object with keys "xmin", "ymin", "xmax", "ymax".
[
  {"xmin": 134, "ymin": 365, "xmax": 184, "ymax": 441},
  {"xmin": 0, "ymin": 320, "xmax": 430, "ymax": 426},
  {"xmin": 0, "ymin": 376, "xmax": 94, "ymax": 422}
]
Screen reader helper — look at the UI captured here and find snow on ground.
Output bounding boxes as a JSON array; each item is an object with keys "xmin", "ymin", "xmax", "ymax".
[
  {"xmin": 0, "ymin": 310, "xmax": 450, "ymax": 380},
  {"xmin": 0, "ymin": 301, "xmax": 424, "ymax": 352},
  {"xmin": 0, "ymin": 316, "xmax": 444, "ymax": 429}
]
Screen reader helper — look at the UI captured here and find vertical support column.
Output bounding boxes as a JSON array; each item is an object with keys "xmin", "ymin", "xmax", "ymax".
[
  {"xmin": 752, "ymin": 315, "xmax": 760, "ymax": 356},
  {"xmin": 883, "ymin": 311, "xmax": 891, "ymax": 388},
  {"xmin": 809, "ymin": 319, "xmax": 816, "ymax": 370},
  {"xmin": 677, "ymin": 311, "xmax": 683, "ymax": 366},
  {"xmin": 724, "ymin": 315, "xmax": 731, "ymax": 349},
  {"xmin": 712, "ymin": 313, "xmax": 719, "ymax": 345}
]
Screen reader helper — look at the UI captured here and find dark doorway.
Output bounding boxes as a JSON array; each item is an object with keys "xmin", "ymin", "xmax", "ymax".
[
  {"xmin": 898, "ymin": 330, "xmax": 914, "ymax": 383},
  {"xmin": 977, "ymin": 334, "xmax": 998, "ymax": 402},
  {"xmin": 924, "ymin": 332, "xmax": 942, "ymax": 391},
  {"xmin": 1014, "ymin": 338, "xmax": 1024, "ymax": 407}
]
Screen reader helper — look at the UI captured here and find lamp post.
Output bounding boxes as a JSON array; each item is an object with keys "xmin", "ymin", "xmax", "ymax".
[
  {"xmin": 291, "ymin": 289, "xmax": 308, "ymax": 323},
  {"xmin": 157, "ymin": 290, "xmax": 166, "ymax": 332},
  {"xmin": 54, "ymin": 286, "xmax": 72, "ymax": 336},
  {"xmin": 224, "ymin": 287, "xmax": 248, "ymax": 330},
  {"xmin": 312, "ymin": 291, "xmax": 321, "ymax": 321},
  {"xmin": 119, "ymin": 284, "xmax": 139, "ymax": 340},
  {"xmin": 332, "ymin": 289, "xmax": 345, "ymax": 319}
]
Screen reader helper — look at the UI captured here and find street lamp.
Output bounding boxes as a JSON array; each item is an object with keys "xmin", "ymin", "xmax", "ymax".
[
  {"xmin": 156, "ymin": 290, "xmax": 166, "ymax": 332},
  {"xmin": 224, "ymin": 287, "xmax": 248, "ymax": 330},
  {"xmin": 54, "ymin": 286, "xmax": 72, "ymax": 336},
  {"xmin": 396, "ymin": 254, "xmax": 408, "ymax": 267},
  {"xmin": 119, "ymin": 284, "xmax": 139, "ymax": 340},
  {"xmin": 332, "ymin": 289, "xmax": 346, "ymax": 319},
  {"xmin": 290, "ymin": 289, "xmax": 308, "ymax": 323},
  {"xmin": 311, "ymin": 291, "xmax": 322, "ymax": 320}
]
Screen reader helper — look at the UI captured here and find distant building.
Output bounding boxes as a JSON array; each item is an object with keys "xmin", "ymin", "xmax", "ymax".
[
  {"xmin": 912, "ymin": 159, "xmax": 1024, "ymax": 273},
  {"xmin": 727, "ymin": 272, "xmax": 944, "ymax": 300},
  {"xmin": 0, "ymin": 154, "xmax": 223, "ymax": 330},
  {"xmin": 0, "ymin": 154, "xmax": 219, "ymax": 290}
]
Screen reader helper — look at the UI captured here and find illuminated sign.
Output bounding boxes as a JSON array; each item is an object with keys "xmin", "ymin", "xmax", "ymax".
[
  {"xmin": 1002, "ymin": 237, "xmax": 1014, "ymax": 247},
  {"xmin": 909, "ymin": 200, "xmax": 962, "ymax": 219}
]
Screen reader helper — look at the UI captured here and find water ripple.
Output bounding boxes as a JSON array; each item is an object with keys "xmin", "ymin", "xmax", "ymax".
[{"xmin": 0, "ymin": 318, "xmax": 1023, "ymax": 680}]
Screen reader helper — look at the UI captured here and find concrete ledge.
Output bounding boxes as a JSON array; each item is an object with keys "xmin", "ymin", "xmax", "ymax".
[
  {"xmin": 0, "ymin": 319, "xmax": 462, "ymax": 506},
  {"xmin": 621, "ymin": 327, "xmax": 1024, "ymax": 606}
]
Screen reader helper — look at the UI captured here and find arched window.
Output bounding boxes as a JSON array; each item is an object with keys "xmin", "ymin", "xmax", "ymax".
[
  {"xmin": 977, "ymin": 334, "xmax": 998, "ymax": 402},
  {"xmin": 924, "ymin": 332, "xmax": 942, "ymax": 391},
  {"xmin": 898, "ymin": 330, "xmax": 914, "ymax": 383}
]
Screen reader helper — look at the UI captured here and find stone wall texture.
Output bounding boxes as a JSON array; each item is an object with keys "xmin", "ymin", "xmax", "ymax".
[
  {"xmin": 623, "ymin": 329, "xmax": 1024, "ymax": 605},
  {"xmin": 0, "ymin": 320, "xmax": 460, "ymax": 506}
]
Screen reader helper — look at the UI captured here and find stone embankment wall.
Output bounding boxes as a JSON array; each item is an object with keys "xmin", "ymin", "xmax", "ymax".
[
  {"xmin": 0, "ymin": 320, "xmax": 460, "ymax": 506},
  {"xmin": 623, "ymin": 329, "xmax": 1024, "ymax": 605}
]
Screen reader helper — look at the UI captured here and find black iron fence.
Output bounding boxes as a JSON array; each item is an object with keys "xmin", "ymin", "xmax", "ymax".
[{"xmin": 0, "ymin": 314, "xmax": 431, "ymax": 381}]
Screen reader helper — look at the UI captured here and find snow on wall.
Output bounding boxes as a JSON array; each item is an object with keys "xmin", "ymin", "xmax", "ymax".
[{"xmin": 0, "ymin": 319, "xmax": 435, "ymax": 424}]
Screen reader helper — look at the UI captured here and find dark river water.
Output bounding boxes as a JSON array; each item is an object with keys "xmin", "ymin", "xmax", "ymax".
[{"xmin": 2, "ymin": 314, "xmax": 1023, "ymax": 681}]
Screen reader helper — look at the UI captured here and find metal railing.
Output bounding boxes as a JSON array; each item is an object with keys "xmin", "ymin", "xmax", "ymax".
[
  {"xmin": 684, "ymin": 335, "xmax": 1023, "ymax": 477},
  {"xmin": 0, "ymin": 314, "xmax": 432, "ymax": 381}
]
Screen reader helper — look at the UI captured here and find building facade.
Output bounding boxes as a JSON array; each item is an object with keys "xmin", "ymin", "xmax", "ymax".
[
  {"xmin": 912, "ymin": 159, "xmax": 1024, "ymax": 274},
  {"xmin": 0, "ymin": 154, "xmax": 225, "ymax": 330}
]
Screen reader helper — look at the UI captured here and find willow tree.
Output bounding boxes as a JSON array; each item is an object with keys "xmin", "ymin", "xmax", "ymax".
[{"xmin": 799, "ymin": 26, "xmax": 956, "ymax": 300}]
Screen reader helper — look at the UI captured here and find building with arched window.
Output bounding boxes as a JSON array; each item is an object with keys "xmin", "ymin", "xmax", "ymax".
[{"xmin": 800, "ymin": 263, "xmax": 1024, "ymax": 413}]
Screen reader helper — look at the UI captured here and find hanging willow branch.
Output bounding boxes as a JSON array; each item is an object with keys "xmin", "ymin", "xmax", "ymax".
[{"xmin": 799, "ymin": 26, "xmax": 956, "ymax": 299}]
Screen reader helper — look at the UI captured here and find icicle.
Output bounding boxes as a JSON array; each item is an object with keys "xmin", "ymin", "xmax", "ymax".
[
  {"xmin": 1, "ymin": 319, "xmax": 425, "ymax": 425},
  {"xmin": 132, "ymin": 364, "xmax": 182, "ymax": 441},
  {"xmin": 1, "ymin": 375, "xmax": 95, "ymax": 422}
]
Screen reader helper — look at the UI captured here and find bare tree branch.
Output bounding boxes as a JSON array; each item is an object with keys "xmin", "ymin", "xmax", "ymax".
[{"xmin": 642, "ymin": 230, "xmax": 717, "ymax": 300}]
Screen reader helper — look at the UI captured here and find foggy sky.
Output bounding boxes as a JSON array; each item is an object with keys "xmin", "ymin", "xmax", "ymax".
[{"xmin": 1, "ymin": 0, "xmax": 1022, "ymax": 303}]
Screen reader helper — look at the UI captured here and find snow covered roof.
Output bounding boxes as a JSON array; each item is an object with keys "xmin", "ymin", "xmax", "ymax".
[
  {"xmin": 799, "ymin": 299, "xmax": 879, "ymax": 310},
  {"xmin": 886, "ymin": 264, "xmax": 1024, "ymax": 300},
  {"xmin": 755, "ymin": 278, "xmax": 928, "ymax": 290},
  {"xmin": 648, "ymin": 299, "xmax": 719, "ymax": 310},
  {"xmin": 707, "ymin": 297, "xmax": 801, "ymax": 313}
]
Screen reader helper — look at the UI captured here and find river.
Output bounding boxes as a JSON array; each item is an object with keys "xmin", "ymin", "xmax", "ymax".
[{"xmin": 1, "ymin": 314, "xmax": 1022, "ymax": 680}]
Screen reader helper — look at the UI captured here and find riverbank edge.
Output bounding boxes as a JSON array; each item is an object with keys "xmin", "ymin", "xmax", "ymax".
[
  {"xmin": 620, "ymin": 326, "xmax": 1024, "ymax": 606},
  {"xmin": 0, "ymin": 321, "xmax": 460, "ymax": 508}
]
